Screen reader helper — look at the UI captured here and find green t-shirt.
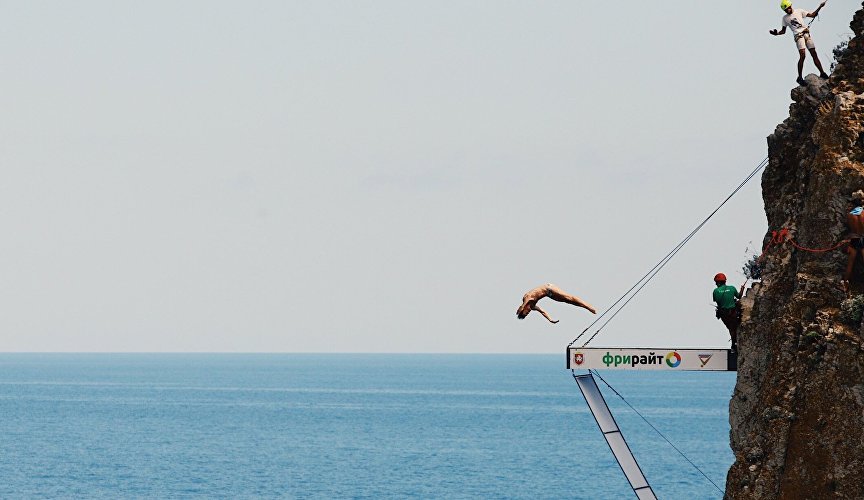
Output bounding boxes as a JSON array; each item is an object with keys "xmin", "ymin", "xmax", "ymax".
[{"xmin": 713, "ymin": 285, "xmax": 740, "ymax": 310}]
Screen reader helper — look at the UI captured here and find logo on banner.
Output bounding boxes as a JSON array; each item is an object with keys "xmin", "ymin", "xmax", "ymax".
[
  {"xmin": 574, "ymin": 353, "xmax": 584, "ymax": 365},
  {"xmin": 665, "ymin": 351, "xmax": 682, "ymax": 368},
  {"xmin": 698, "ymin": 353, "xmax": 713, "ymax": 367}
]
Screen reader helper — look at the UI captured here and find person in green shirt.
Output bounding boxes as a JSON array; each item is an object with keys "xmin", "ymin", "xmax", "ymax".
[{"xmin": 713, "ymin": 273, "xmax": 746, "ymax": 351}]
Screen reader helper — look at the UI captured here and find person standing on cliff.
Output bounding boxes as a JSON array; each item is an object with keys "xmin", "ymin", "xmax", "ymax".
[
  {"xmin": 769, "ymin": 0, "xmax": 830, "ymax": 86},
  {"xmin": 713, "ymin": 273, "xmax": 745, "ymax": 351},
  {"xmin": 842, "ymin": 190, "xmax": 864, "ymax": 294},
  {"xmin": 516, "ymin": 283, "xmax": 596, "ymax": 323}
]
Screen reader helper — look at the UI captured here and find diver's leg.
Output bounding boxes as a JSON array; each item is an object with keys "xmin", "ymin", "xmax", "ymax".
[{"xmin": 546, "ymin": 285, "xmax": 596, "ymax": 314}]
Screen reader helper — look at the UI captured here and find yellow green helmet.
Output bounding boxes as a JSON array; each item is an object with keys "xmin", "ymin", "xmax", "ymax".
[{"xmin": 781, "ymin": 0, "xmax": 792, "ymax": 10}]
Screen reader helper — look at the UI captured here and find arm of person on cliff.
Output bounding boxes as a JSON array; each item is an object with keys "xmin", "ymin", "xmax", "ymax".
[
  {"xmin": 738, "ymin": 280, "xmax": 748, "ymax": 299},
  {"xmin": 806, "ymin": 0, "xmax": 826, "ymax": 18},
  {"xmin": 770, "ymin": 26, "xmax": 787, "ymax": 36}
]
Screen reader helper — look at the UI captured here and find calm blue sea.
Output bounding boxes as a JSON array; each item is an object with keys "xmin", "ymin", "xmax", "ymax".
[{"xmin": 0, "ymin": 354, "xmax": 734, "ymax": 499}]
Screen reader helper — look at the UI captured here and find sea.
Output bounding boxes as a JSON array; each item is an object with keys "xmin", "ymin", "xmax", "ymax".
[{"xmin": 0, "ymin": 354, "xmax": 734, "ymax": 499}]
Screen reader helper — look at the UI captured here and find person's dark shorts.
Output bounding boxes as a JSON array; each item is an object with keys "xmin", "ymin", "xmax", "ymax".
[
  {"xmin": 851, "ymin": 237, "xmax": 864, "ymax": 250},
  {"xmin": 716, "ymin": 306, "xmax": 742, "ymax": 330}
]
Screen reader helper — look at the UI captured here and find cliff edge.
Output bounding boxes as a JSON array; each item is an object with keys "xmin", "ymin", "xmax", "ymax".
[{"xmin": 726, "ymin": 3, "xmax": 864, "ymax": 499}]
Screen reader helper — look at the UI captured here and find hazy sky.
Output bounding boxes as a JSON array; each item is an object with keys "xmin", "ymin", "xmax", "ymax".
[{"xmin": 2, "ymin": 1, "xmax": 858, "ymax": 352}]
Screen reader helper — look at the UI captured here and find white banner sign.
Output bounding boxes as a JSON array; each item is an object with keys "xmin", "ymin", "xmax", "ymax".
[{"xmin": 567, "ymin": 348, "xmax": 734, "ymax": 371}]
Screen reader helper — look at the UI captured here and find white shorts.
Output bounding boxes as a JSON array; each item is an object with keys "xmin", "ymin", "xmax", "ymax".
[{"xmin": 795, "ymin": 32, "xmax": 816, "ymax": 50}]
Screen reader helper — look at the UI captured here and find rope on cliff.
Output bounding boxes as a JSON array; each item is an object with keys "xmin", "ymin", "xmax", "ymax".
[
  {"xmin": 789, "ymin": 237, "xmax": 847, "ymax": 252},
  {"xmin": 759, "ymin": 227, "xmax": 848, "ymax": 261},
  {"xmin": 757, "ymin": 228, "xmax": 787, "ymax": 260},
  {"xmin": 568, "ymin": 156, "xmax": 769, "ymax": 349},
  {"xmin": 589, "ymin": 369, "xmax": 726, "ymax": 495}
]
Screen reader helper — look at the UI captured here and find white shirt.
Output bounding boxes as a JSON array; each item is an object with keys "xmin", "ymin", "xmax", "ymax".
[{"xmin": 782, "ymin": 8, "xmax": 811, "ymax": 35}]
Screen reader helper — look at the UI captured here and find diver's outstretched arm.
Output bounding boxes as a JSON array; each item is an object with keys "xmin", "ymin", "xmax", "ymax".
[{"xmin": 533, "ymin": 305, "xmax": 558, "ymax": 324}]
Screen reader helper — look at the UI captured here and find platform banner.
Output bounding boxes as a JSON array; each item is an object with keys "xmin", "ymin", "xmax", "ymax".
[{"xmin": 567, "ymin": 348, "xmax": 733, "ymax": 371}]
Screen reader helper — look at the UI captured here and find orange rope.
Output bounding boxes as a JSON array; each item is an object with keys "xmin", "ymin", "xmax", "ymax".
[
  {"xmin": 757, "ymin": 228, "xmax": 790, "ymax": 262},
  {"xmin": 787, "ymin": 237, "xmax": 848, "ymax": 253},
  {"xmin": 759, "ymin": 227, "xmax": 848, "ymax": 258}
]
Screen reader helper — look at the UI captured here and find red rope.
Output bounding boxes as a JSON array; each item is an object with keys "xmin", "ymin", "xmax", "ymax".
[
  {"xmin": 757, "ymin": 228, "xmax": 790, "ymax": 262},
  {"xmin": 759, "ymin": 227, "xmax": 847, "ymax": 259},
  {"xmin": 787, "ymin": 238, "xmax": 848, "ymax": 253}
]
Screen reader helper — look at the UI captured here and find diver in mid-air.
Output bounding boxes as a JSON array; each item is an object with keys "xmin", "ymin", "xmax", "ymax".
[{"xmin": 516, "ymin": 284, "xmax": 596, "ymax": 323}]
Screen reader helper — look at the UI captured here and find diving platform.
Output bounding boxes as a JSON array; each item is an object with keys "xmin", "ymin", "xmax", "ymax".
[
  {"xmin": 573, "ymin": 373, "xmax": 658, "ymax": 499},
  {"xmin": 567, "ymin": 347, "xmax": 737, "ymax": 371}
]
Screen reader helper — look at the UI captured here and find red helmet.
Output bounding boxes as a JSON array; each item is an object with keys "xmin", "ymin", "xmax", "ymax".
[{"xmin": 714, "ymin": 273, "xmax": 727, "ymax": 282}]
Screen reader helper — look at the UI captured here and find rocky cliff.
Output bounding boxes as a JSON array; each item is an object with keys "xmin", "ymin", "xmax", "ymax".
[{"xmin": 726, "ymin": 3, "xmax": 864, "ymax": 499}]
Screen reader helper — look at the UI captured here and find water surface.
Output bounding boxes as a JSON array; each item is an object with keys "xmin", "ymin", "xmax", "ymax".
[{"xmin": 0, "ymin": 354, "xmax": 734, "ymax": 498}]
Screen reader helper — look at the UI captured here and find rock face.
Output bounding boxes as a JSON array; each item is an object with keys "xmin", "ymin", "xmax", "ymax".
[{"xmin": 726, "ymin": 4, "xmax": 864, "ymax": 499}]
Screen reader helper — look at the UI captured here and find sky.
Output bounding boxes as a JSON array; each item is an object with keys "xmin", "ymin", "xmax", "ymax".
[{"xmin": 1, "ymin": 0, "xmax": 859, "ymax": 353}]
